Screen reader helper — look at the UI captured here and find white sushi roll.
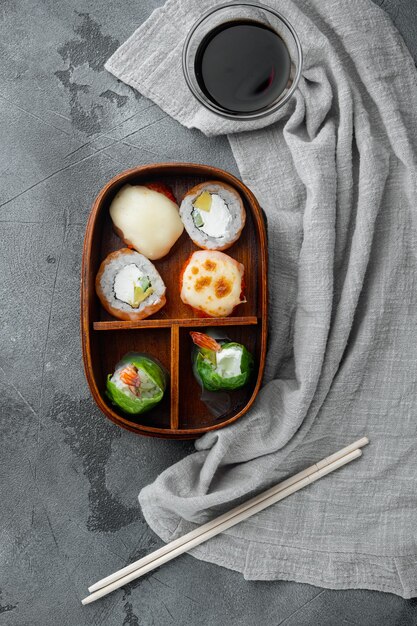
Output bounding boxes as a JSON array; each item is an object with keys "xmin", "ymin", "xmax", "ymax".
[
  {"xmin": 179, "ymin": 181, "xmax": 246, "ymax": 251},
  {"xmin": 109, "ymin": 184, "xmax": 184, "ymax": 261},
  {"xmin": 95, "ymin": 248, "xmax": 166, "ymax": 321}
]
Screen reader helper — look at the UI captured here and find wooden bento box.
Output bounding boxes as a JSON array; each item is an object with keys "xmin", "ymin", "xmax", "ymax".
[{"xmin": 81, "ymin": 163, "xmax": 268, "ymax": 439}]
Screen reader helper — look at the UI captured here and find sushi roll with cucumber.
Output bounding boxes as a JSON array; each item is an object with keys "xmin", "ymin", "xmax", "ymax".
[
  {"xmin": 95, "ymin": 248, "xmax": 166, "ymax": 321},
  {"xmin": 106, "ymin": 352, "xmax": 167, "ymax": 415},
  {"xmin": 191, "ymin": 332, "xmax": 253, "ymax": 391},
  {"xmin": 179, "ymin": 181, "xmax": 246, "ymax": 251}
]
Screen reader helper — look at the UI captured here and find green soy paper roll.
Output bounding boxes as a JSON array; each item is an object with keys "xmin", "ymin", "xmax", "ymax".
[
  {"xmin": 106, "ymin": 352, "xmax": 167, "ymax": 415},
  {"xmin": 194, "ymin": 341, "xmax": 254, "ymax": 392}
]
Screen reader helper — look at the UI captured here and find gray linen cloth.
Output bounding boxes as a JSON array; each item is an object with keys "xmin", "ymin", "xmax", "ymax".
[{"xmin": 106, "ymin": 0, "xmax": 417, "ymax": 597}]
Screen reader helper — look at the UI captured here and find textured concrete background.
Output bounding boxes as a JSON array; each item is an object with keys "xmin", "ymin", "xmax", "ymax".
[{"xmin": 1, "ymin": 1, "xmax": 417, "ymax": 625}]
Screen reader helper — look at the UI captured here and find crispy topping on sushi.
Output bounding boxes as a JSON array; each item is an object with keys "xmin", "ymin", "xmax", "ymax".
[
  {"xmin": 180, "ymin": 181, "xmax": 246, "ymax": 251},
  {"xmin": 96, "ymin": 248, "xmax": 166, "ymax": 321},
  {"xmin": 191, "ymin": 332, "xmax": 254, "ymax": 391},
  {"xmin": 106, "ymin": 353, "xmax": 167, "ymax": 415},
  {"xmin": 109, "ymin": 183, "xmax": 184, "ymax": 260},
  {"xmin": 180, "ymin": 250, "xmax": 246, "ymax": 317}
]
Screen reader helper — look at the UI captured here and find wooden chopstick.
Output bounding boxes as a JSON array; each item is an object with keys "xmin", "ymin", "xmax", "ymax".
[
  {"xmin": 88, "ymin": 436, "xmax": 368, "ymax": 594},
  {"xmin": 82, "ymin": 437, "xmax": 368, "ymax": 605}
]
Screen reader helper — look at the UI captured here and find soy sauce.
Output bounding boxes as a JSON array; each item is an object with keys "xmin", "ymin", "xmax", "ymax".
[{"xmin": 195, "ymin": 20, "xmax": 291, "ymax": 114}]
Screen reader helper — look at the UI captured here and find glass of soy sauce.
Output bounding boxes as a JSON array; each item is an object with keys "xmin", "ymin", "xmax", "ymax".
[{"xmin": 182, "ymin": 2, "xmax": 303, "ymax": 120}]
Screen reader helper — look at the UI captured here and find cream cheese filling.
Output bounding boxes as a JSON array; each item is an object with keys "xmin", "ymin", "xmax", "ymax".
[
  {"xmin": 193, "ymin": 194, "xmax": 231, "ymax": 238},
  {"xmin": 113, "ymin": 263, "xmax": 150, "ymax": 307},
  {"xmin": 215, "ymin": 346, "xmax": 242, "ymax": 378}
]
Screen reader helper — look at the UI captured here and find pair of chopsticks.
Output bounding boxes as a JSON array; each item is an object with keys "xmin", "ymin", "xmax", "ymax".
[{"xmin": 82, "ymin": 436, "xmax": 368, "ymax": 605}]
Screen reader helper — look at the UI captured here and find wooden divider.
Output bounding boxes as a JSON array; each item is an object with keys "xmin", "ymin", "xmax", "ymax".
[
  {"xmin": 93, "ymin": 316, "xmax": 258, "ymax": 331},
  {"xmin": 170, "ymin": 325, "xmax": 180, "ymax": 429}
]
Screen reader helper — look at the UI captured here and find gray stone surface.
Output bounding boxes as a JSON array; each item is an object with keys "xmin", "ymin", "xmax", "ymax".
[{"xmin": 0, "ymin": 1, "xmax": 416, "ymax": 624}]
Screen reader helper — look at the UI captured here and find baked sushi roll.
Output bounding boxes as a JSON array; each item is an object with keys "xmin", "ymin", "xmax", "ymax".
[
  {"xmin": 106, "ymin": 352, "xmax": 167, "ymax": 415},
  {"xmin": 96, "ymin": 248, "xmax": 166, "ymax": 321},
  {"xmin": 109, "ymin": 183, "xmax": 183, "ymax": 260},
  {"xmin": 191, "ymin": 332, "xmax": 253, "ymax": 391},
  {"xmin": 179, "ymin": 181, "xmax": 246, "ymax": 250},
  {"xmin": 180, "ymin": 250, "xmax": 246, "ymax": 317}
]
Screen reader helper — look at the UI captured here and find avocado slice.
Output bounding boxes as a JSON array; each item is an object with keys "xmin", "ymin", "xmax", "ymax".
[
  {"xmin": 193, "ymin": 191, "xmax": 212, "ymax": 212},
  {"xmin": 129, "ymin": 285, "xmax": 154, "ymax": 308}
]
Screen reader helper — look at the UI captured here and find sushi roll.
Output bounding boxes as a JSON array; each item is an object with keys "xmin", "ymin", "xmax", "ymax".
[
  {"xmin": 109, "ymin": 183, "xmax": 184, "ymax": 260},
  {"xmin": 180, "ymin": 250, "xmax": 246, "ymax": 317},
  {"xmin": 106, "ymin": 352, "xmax": 167, "ymax": 415},
  {"xmin": 179, "ymin": 181, "xmax": 246, "ymax": 251},
  {"xmin": 190, "ymin": 332, "xmax": 253, "ymax": 391},
  {"xmin": 96, "ymin": 248, "xmax": 166, "ymax": 321}
]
